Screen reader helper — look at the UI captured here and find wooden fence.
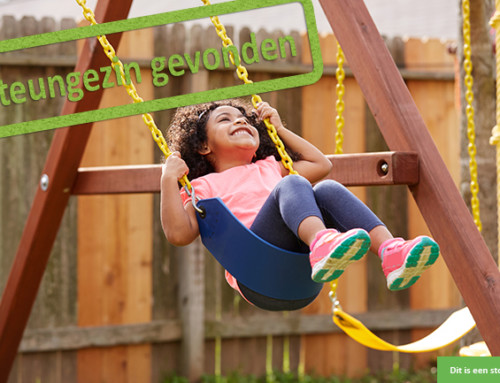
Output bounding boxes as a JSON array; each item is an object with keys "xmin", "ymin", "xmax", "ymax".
[{"xmin": 0, "ymin": 15, "xmax": 462, "ymax": 382}]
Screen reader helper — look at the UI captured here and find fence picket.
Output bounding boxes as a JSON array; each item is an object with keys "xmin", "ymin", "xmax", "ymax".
[{"xmin": 0, "ymin": 17, "xmax": 460, "ymax": 381}]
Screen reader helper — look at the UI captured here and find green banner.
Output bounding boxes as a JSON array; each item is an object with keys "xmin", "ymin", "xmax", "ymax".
[
  {"xmin": 0, "ymin": 0, "xmax": 323, "ymax": 138},
  {"xmin": 438, "ymin": 357, "xmax": 500, "ymax": 382}
]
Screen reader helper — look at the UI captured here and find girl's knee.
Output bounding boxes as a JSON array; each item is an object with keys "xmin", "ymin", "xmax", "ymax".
[
  {"xmin": 314, "ymin": 179, "xmax": 346, "ymax": 197},
  {"xmin": 273, "ymin": 174, "xmax": 313, "ymax": 199},
  {"xmin": 278, "ymin": 174, "xmax": 311, "ymax": 189}
]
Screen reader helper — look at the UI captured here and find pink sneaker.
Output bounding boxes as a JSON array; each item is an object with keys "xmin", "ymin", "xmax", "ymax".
[
  {"xmin": 380, "ymin": 236, "xmax": 440, "ymax": 291},
  {"xmin": 310, "ymin": 229, "xmax": 371, "ymax": 283}
]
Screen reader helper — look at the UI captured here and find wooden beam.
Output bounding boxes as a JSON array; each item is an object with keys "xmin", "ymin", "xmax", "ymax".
[
  {"xmin": 20, "ymin": 320, "xmax": 182, "ymax": 353},
  {"xmin": 18, "ymin": 308, "xmax": 458, "ymax": 353},
  {"xmin": 328, "ymin": 151, "xmax": 418, "ymax": 186},
  {"xmin": 319, "ymin": 0, "xmax": 500, "ymax": 355},
  {"xmin": 0, "ymin": 1, "xmax": 134, "ymax": 381},
  {"xmin": 71, "ymin": 152, "xmax": 419, "ymax": 195},
  {"xmin": 73, "ymin": 164, "xmax": 163, "ymax": 194}
]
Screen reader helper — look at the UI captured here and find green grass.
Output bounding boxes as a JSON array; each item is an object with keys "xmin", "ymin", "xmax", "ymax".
[{"xmin": 162, "ymin": 368, "xmax": 437, "ymax": 383}]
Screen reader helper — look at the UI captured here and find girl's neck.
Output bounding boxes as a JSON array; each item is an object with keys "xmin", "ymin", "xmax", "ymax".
[{"xmin": 213, "ymin": 157, "xmax": 254, "ymax": 173}]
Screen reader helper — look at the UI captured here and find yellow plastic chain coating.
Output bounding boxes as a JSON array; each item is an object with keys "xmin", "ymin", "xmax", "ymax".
[
  {"xmin": 463, "ymin": 0, "xmax": 482, "ymax": 231},
  {"xmin": 490, "ymin": 2, "xmax": 500, "ymax": 263},
  {"xmin": 335, "ymin": 43, "xmax": 345, "ymax": 155},
  {"xmin": 75, "ymin": 0, "xmax": 192, "ymax": 190},
  {"xmin": 329, "ymin": 280, "xmax": 339, "ymax": 307},
  {"xmin": 201, "ymin": 0, "xmax": 297, "ymax": 175},
  {"xmin": 328, "ymin": 43, "xmax": 346, "ymax": 306},
  {"xmin": 326, "ymin": 8, "xmax": 479, "ymax": 355}
]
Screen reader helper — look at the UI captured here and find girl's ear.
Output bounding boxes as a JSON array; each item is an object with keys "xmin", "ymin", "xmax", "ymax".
[{"xmin": 198, "ymin": 144, "xmax": 211, "ymax": 156}]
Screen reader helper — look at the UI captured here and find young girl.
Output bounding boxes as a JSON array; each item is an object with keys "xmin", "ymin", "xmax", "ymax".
[{"xmin": 161, "ymin": 98, "xmax": 440, "ymax": 310}]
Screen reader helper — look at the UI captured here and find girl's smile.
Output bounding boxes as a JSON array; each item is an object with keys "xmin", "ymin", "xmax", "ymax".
[
  {"xmin": 230, "ymin": 126, "xmax": 254, "ymax": 137},
  {"xmin": 211, "ymin": 106, "xmax": 258, "ymax": 144},
  {"xmin": 200, "ymin": 105, "xmax": 260, "ymax": 171}
]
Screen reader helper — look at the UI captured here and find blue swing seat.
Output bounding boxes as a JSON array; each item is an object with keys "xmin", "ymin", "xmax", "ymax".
[{"xmin": 196, "ymin": 197, "xmax": 323, "ymax": 301}]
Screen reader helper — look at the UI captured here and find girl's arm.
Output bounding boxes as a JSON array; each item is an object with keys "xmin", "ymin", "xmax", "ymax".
[
  {"xmin": 160, "ymin": 152, "xmax": 200, "ymax": 246},
  {"xmin": 255, "ymin": 102, "xmax": 332, "ymax": 183}
]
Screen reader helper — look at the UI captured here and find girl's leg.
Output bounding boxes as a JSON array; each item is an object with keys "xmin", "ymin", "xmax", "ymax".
[
  {"xmin": 250, "ymin": 174, "xmax": 322, "ymax": 252},
  {"xmin": 313, "ymin": 179, "xmax": 385, "ymax": 236},
  {"xmin": 369, "ymin": 225, "xmax": 394, "ymax": 253},
  {"xmin": 243, "ymin": 175, "xmax": 322, "ymax": 310},
  {"xmin": 251, "ymin": 175, "xmax": 370, "ymax": 282},
  {"xmin": 313, "ymin": 180, "xmax": 440, "ymax": 290},
  {"xmin": 251, "ymin": 175, "xmax": 369, "ymax": 251}
]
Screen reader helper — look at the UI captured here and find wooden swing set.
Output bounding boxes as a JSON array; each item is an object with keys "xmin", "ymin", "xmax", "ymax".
[{"xmin": 1, "ymin": 0, "xmax": 500, "ymax": 380}]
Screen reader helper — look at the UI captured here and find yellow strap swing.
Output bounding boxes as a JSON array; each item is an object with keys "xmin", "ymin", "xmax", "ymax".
[
  {"xmin": 328, "ymin": 2, "xmax": 478, "ymax": 353},
  {"xmin": 459, "ymin": 0, "xmax": 500, "ymax": 358},
  {"xmin": 76, "ymin": 0, "xmax": 476, "ymax": 353},
  {"xmin": 326, "ymin": 41, "xmax": 475, "ymax": 353}
]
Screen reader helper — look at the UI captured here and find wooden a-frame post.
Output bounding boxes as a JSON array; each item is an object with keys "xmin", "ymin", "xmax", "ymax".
[
  {"xmin": 0, "ymin": 0, "xmax": 134, "ymax": 381},
  {"xmin": 1, "ymin": 0, "xmax": 500, "ymax": 381},
  {"xmin": 319, "ymin": 0, "xmax": 500, "ymax": 354}
]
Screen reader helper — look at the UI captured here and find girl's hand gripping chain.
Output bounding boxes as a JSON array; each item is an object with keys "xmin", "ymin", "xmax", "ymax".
[
  {"xmin": 163, "ymin": 151, "xmax": 189, "ymax": 182},
  {"xmin": 254, "ymin": 102, "xmax": 285, "ymax": 134},
  {"xmin": 161, "ymin": 152, "xmax": 200, "ymax": 246}
]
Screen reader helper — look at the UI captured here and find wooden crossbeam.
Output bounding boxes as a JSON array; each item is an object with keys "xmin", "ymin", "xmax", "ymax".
[
  {"xmin": 0, "ymin": 1, "xmax": 134, "ymax": 381},
  {"xmin": 71, "ymin": 152, "xmax": 419, "ymax": 195},
  {"xmin": 321, "ymin": 0, "xmax": 500, "ymax": 355},
  {"xmin": 73, "ymin": 164, "xmax": 163, "ymax": 195},
  {"xmin": 17, "ymin": 308, "xmax": 457, "ymax": 353},
  {"xmin": 2, "ymin": 2, "xmax": 498, "ymax": 382},
  {"xmin": 328, "ymin": 151, "xmax": 418, "ymax": 186}
]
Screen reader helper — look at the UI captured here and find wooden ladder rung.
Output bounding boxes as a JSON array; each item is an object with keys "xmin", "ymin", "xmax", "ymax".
[{"xmin": 71, "ymin": 151, "xmax": 419, "ymax": 195}]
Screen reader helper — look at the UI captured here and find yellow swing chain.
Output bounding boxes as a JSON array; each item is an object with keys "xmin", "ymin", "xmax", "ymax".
[
  {"xmin": 198, "ymin": 2, "xmax": 298, "ymax": 379},
  {"xmin": 328, "ymin": 6, "xmax": 480, "ymax": 354},
  {"xmin": 491, "ymin": 2, "xmax": 500, "ymax": 262},
  {"xmin": 330, "ymin": 41, "xmax": 346, "ymax": 311},
  {"xmin": 328, "ymin": 34, "xmax": 477, "ymax": 353},
  {"xmin": 335, "ymin": 43, "xmax": 346, "ymax": 155},
  {"xmin": 74, "ymin": 0, "xmax": 192, "ymax": 191},
  {"xmin": 460, "ymin": 0, "xmax": 500, "ymax": 356},
  {"xmin": 201, "ymin": 0, "xmax": 298, "ymax": 175},
  {"xmin": 462, "ymin": 0, "xmax": 482, "ymax": 231}
]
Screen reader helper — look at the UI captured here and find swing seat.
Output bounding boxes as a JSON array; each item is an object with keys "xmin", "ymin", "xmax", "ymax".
[{"xmin": 196, "ymin": 198, "xmax": 323, "ymax": 302}]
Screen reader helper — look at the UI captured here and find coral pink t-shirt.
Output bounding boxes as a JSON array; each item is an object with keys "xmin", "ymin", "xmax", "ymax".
[
  {"xmin": 180, "ymin": 156, "xmax": 283, "ymax": 228},
  {"xmin": 180, "ymin": 156, "xmax": 283, "ymax": 294}
]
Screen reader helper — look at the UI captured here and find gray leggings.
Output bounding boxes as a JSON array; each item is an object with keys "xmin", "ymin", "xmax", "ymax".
[
  {"xmin": 250, "ymin": 174, "xmax": 384, "ymax": 252},
  {"xmin": 240, "ymin": 175, "xmax": 384, "ymax": 311}
]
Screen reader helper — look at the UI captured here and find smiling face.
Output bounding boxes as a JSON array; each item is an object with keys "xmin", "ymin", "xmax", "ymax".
[{"xmin": 200, "ymin": 105, "xmax": 260, "ymax": 172}]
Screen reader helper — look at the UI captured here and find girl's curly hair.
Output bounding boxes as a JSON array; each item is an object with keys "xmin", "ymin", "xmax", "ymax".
[{"xmin": 166, "ymin": 99, "xmax": 301, "ymax": 180}]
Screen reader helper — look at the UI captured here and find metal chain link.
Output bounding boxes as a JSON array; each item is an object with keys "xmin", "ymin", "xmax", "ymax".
[
  {"xmin": 462, "ymin": 0, "xmax": 482, "ymax": 231},
  {"xmin": 329, "ymin": 42, "xmax": 346, "ymax": 310},
  {"xmin": 75, "ymin": 0, "xmax": 192, "ymax": 190},
  {"xmin": 490, "ymin": 2, "xmax": 500, "ymax": 261},
  {"xmin": 76, "ymin": 0, "xmax": 301, "ymax": 185},
  {"xmin": 335, "ymin": 43, "xmax": 345, "ymax": 155},
  {"xmin": 201, "ymin": 0, "xmax": 298, "ymax": 175}
]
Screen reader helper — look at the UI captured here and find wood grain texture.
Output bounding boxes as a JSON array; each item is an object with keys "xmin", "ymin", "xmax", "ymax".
[
  {"xmin": 0, "ymin": 2, "xmax": 134, "ymax": 381},
  {"xmin": 320, "ymin": 0, "xmax": 500, "ymax": 355}
]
